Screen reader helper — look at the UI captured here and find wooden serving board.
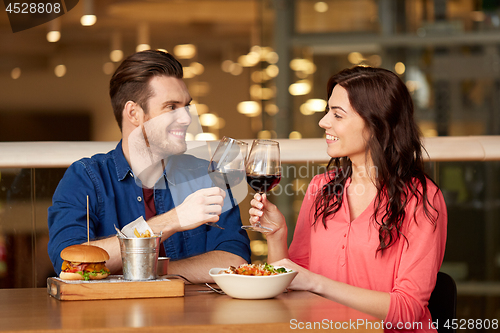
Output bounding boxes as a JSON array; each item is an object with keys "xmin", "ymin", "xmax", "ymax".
[{"xmin": 47, "ymin": 275, "xmax": 185, "ymax": 301}]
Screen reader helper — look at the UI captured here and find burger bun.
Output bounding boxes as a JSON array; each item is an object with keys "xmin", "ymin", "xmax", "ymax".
[
  {"xmin": 59, "ymin": 271, "xmax": 84, "ymax": 281},
  {"xmin": 61, "ymin": 244, "xmax": 110, "ymax": 263}
]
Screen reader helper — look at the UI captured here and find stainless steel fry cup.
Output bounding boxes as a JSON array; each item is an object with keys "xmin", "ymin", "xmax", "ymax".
[{"xmin": 118, "ymin": 235, "xmax": 161, "ymax": 281}]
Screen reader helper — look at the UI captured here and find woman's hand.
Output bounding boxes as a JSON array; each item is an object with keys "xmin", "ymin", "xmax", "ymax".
[
  {"xmin": 272, "ymin": 258, "xmax": 315, "ymax": 291},
  {"xmin": 248, "ymin": 193, "xmax": 286, "ymax": 235}
]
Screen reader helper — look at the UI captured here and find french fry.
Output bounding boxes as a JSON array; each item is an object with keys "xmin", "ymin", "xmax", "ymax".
[{"xmin": 134, "ymin": 228, "xmax": 152, "ymax": 238}]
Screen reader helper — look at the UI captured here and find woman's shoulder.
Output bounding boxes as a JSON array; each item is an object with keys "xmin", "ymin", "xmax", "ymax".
[{"xmin": 310, "ymin": 171, "xmax": 334, "ymax": 186}]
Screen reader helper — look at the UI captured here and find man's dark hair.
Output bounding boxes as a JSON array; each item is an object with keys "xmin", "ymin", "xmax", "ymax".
[{"xmin": 109, "ymin": 50, "xmax": 184, "ymax": 131}]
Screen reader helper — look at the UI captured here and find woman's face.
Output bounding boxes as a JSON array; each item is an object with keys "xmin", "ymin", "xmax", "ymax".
[{"xmin": 319, "ymin": 84, "xmax": 371, "ymax": 165}]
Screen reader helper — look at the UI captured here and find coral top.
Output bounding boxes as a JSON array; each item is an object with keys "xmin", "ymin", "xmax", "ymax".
[{"xmin": 289, "ymin": 175, "xmax": 447, "ymax": 333}]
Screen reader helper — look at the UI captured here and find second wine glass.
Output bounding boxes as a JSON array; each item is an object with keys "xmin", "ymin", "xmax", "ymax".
[
  {"xmin": 207, "ymin": 136, "xmax": 248, "ymax": 229},
  {"xmin": 242, "ymin": 139, "xmax": 281, "ymax": 232}
]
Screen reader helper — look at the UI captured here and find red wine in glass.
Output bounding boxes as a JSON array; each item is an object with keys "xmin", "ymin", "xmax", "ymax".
[
  {"xmin": 242, "ymin": 139, "xmax": 281, "ymax": 233},
  {"xmin": 246, "ymin": 174, "xmax": 281, "ymax": 193}
]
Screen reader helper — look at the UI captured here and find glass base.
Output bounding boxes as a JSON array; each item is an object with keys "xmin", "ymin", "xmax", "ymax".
[{"xmin": 241, "ymin": 224, "xmax": 273, "ymax": 232}]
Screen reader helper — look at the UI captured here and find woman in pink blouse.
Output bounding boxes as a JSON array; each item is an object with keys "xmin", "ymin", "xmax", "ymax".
[{"xmin": 249, "ymin": 66, "xmax": 447, "ymax": 332}]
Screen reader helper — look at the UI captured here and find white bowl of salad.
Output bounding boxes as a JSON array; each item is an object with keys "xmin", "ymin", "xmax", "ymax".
[{"xmin": 209, "ymin": 263, "xmax": 298, "ymax": 299}]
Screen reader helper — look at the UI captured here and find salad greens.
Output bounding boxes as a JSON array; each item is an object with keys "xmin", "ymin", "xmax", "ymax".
[{"xmin": 263, "ymin": 263, "xmax": 287, "ymax": 274}]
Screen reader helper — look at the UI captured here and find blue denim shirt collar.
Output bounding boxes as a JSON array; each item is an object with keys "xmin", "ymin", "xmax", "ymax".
[{"xmin": 112, "ymin": 140, "xmax": 133, "ymax": 181}]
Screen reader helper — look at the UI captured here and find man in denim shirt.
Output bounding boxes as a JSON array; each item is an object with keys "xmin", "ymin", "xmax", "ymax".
[{"xmin": 48, "ymin": 50, "xmax": 250, "ymax": 282}]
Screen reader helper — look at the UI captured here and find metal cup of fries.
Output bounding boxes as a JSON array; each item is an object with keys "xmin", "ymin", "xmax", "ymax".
[{"xmin": 118, "ymin": 217, "xmax": 162, "ymax": 281}]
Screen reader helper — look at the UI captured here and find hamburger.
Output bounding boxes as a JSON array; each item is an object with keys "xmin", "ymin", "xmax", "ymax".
[{"xmin": 60, "ymin": 244, "xmax": 111, "ymax": 281}]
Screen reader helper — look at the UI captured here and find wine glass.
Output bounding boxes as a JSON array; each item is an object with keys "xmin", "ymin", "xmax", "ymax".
[
  {"xmin": 207, "ymin": 137, "xmax": 248, "ymax": 229},
  {"xmin": 242, "ymin": 139, "xmax": 281, "ymax": 232}
]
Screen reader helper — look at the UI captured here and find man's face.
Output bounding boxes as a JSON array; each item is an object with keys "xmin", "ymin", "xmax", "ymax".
[{"xmin": 140, "ymin": 75, "xmax": 192, "ymax": 157}]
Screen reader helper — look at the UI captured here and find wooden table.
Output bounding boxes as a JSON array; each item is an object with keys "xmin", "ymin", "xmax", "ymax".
[{"xmin": 0, "ymin": 285, "xmax": 383, "ymax": 332}]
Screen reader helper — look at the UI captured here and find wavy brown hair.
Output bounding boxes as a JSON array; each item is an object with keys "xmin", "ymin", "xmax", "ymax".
[{"xmin": 313, "ymin": 66, "xmax": 439, "ymax": 254}]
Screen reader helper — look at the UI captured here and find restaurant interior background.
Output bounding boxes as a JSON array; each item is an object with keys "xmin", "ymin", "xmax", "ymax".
[{"xmin": 1, "ymin": 0, "xmax": 500, "ymax": 327}]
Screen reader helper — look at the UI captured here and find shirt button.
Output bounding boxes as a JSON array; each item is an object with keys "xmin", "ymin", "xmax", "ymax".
[
  {"xmin": 342, "ymin": 245, "xmax": 345, "ymax": 249},
  {"xmin": 344, "ymin": 234, "xmax": 346, "ymax": 237},
  {"xmin": 137, "ymin": 196, "xmax": 142, "ymax": 202}
]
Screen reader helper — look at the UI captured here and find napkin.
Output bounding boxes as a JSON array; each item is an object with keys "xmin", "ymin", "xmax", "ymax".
[{"xmin": 120, "ymin": 216, "xmax": 156, "ymax": 238}]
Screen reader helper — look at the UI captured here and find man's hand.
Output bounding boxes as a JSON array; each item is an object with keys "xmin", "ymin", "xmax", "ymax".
[
  {"xmin": 148, "ymin": 187, "xmax": 226, "ymax": 237},
  {"xmin": 175, "ymin": 187, "xmax": 226, "ymax": 229}
]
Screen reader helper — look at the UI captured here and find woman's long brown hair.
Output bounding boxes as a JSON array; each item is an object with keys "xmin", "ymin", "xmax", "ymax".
[{"xmin": 313, "ymin": 66, "xmax": 439, "ymax": 254}]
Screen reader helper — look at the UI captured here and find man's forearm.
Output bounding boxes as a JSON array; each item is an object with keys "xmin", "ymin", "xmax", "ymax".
[
  {"xmin": 168, "ymin": 250, "xmax": 247, "ymax": 283},
  {"xmin": 88, "ymin": 236, "xmax": 122, "ymax": 273}
]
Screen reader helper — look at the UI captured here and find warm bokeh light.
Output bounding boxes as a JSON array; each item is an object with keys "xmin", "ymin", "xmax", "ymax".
[
  {"xmin": 290, "ymin": 58, "xmax": 308, "ymax": 71},
  {"xmin": 80, "ymin": 15, "xmax": 96, "ymax": 26},
  {"xmin": 237, "ymin": 101, "xmax": 261, "ymax": 117},
  {"xmin": 174, "ymin": 44, "xmax": 196, "ymax": 59},
  {"xmin": 289, "ymin": 131, "xmax": 302, "ymax": 139},
  {"xmin": 136, "ymin": 44, "xmax": 150, "ymax": 52},
  {"xmin": 238, "ymin": 54, "xmax": 256, "ymax": 67},
  {"xmin": 266, "ymin": 51, "xmax": 279, "ymax": 64},
  {"xmin": 199, "ymin": 113, "xmax": 218, "ymax": 127},
  {"xmin": 183, "ymin": 67, "xmax": 196, "ymax": 79},
  {"xmin": 230, "ymin": 63, "xmax": 243, "ymax": 76},
  {"xmin": 265, "ymin": 64, "xmax": 279, "ymax": 77},
  {"xmin": 250, "ymin": 85, "xmax": 274, "ymax": 100},
  {"xmin": 314, "ymin": 1, "xmax": 329, "ymax": 13},
  {"xmin": 395, "ymin": 62, "xmax": 406, "ymax": 74},
  {"xmin": 221, "ymin": 60, "xmax": 233, "ymax": 72},
  {"xmin": 11, "ymin": 67, "xmax": 21, "ymax": 80},
  {"xmin": 185, "ymin": 133, "xmax": 194, "ymax": 141},
  {"xmin": 190, "ymin": 62, "xmax": 204, "ymax": 75},
  {"xmin": 257, "ymin": 130, "xmax": 272, "ymax": 140},
  {"xmin": 110, "ymin": 50, "xmax": 123, "ymax": 62},
  {"xmin": 348, "ymin": 52, "xmax": 364, "ymax": 64},
  {"xmin": 306, "ymin": 99, "xmax": 327, "ymax": 112},
  {"xmin": 54, "ymin": 64, "xmax": 67, "ymax": 77},
  {"xmin": 289, "ymin": 80, "xmax": 312, "ymax": 96},
  {"xmin": 265, "ymin": 104, "xmax": 279, "ymax": 116},
  {"xmin": 299, "ymin": 103, "xmax": 315, "ymax": 115},
  {"xmin": 290, "ymin": 58, "xmax": 316, "ymax": 74},
  {"xmin": 195, "ymin": 133, "xmax": 218, "ymax": 141},
  {"xmin": 46, "ymin": 31, "xmax": 61, "ymax": 43}
]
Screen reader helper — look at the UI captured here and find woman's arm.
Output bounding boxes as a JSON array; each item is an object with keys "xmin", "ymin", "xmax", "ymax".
[
  {"xmin": 274, "ymin": 258, "xmax": 391, "ymax": 319},
  {"xmin": 248, "ymin": 193, "xmax": 289, "ymax": 262}
]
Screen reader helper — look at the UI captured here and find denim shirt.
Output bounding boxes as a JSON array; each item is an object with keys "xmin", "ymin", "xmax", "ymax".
[{"xmin": 48, "ymin": 141, "xmax": 251, "ymax": 273}]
